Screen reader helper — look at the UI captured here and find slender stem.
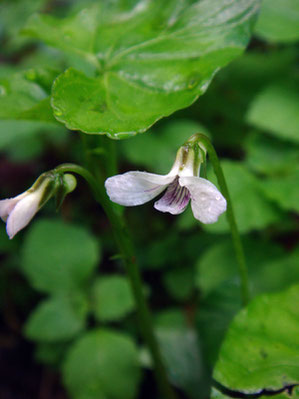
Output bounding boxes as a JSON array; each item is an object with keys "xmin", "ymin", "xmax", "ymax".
[
  {"xmin": 102, "ymin": 137, "xmax": 118, "ymax": 177},
  {"xmin": 196, "ymin": 135, "xmax": 250, "ymax": 306},
  {"xmin": 54, "ymin": 163, "xmax": 178, "ymax": 399}
]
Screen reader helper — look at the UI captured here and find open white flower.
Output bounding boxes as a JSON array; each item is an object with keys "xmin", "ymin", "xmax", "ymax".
[
  {"xmin": 105, "ymin": 145, "xmax": 227, "ymax": 224},
  {"xmin": 0, "ymin": 172, "xmax": 76, "ymax": 239}
]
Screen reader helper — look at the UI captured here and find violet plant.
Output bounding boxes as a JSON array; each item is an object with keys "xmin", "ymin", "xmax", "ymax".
[{"xmin": 1, "ymin": 1, "xmax": 299, "ymax": 399}]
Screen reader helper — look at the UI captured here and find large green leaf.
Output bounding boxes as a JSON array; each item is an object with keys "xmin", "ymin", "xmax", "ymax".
[
  {"xmin": 213, "ymin": 284, "xmax": 299, "ymax": 392},
  {"xmin": 0, "ymin": 69, "xmax": 59, "ymax": 123},
  {"xmin": 22, "ymin": 219, "xmax": 100, "ymax": 294},
  {"xmin": 24, "ymin": 0, "xmax": 260, "ymax": 137},
  {"xmin": 91, "ymin": 275, "xmax": 134, "ymax": 322},
  {"xmin": 24, "ymin": 293, "xmax": 88, "ymax": 342},
  {"xmin": 254, "ymin": 0, "xmax": 299, "ymax": 43},
  {"xmin": 63, "ymin": 328, "xmax": 141, "ymax": 399},
  {"xmin": 246, "ymin": 82, "xmax": 299, "ymax": 143}
]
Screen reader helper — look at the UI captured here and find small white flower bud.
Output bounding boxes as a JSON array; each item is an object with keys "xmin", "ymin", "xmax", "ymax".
[{"xmin": 0, "ymin": 171, "xmax": 77, "ymax": 239}]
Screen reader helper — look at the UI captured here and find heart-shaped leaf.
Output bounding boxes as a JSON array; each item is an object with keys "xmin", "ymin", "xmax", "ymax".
[{"xmin": 24, "ymin": 0, "xmax": 260, "ymax": 137}]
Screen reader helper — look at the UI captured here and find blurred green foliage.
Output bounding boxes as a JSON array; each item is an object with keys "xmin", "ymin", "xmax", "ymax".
[{"xmin": 0, "ymin": 1, "xmax": 298, "ymax": 399}]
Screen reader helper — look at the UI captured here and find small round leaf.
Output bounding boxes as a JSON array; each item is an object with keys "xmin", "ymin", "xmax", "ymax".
[{"xmin": 63, "ymin": 329, "xmax": 141, "ymax": 399}]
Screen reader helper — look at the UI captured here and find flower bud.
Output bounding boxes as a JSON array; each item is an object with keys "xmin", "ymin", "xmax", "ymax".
[{"xmin": 0, "ymin": 171, "xmax": 77, "ymax": 239}]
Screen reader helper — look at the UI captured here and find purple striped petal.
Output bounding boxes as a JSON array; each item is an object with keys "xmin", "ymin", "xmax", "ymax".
[{"xmin": 154, "ymin": 177, "xmax": 190, "ymax": 215}]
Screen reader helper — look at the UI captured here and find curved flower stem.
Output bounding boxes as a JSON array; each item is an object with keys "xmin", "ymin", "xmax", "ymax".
[
  {"xmin": 195, "ymin": 134, "xmax": 250, "ymax": 306},
  {"xmin": 54, "ymin": 163, "xmax": 178, "ymax": 399}
]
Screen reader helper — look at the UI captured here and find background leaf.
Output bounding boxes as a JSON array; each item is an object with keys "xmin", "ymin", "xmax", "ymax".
[
  {"xmin": 204, "ymin": 161, "xmax": 280, "ymax": 233},
  {"xmin": 163, "ymin": 266, "xmax": 195, "ymax": 301},
  {"xmin": 25, "ymin": 293, "xmax": 88, "ymax": 342},
  {"xmin": 196, "ymin": 238, "xmax": 299, "ymax": 298},
  {"xmin": 22, "ymin": 219, "xmax": 100, "ymax": 294},
  {"xmin": 261, "ymin": 168, "xmax": 299, "ymax": 213},
  {"xmin": 157, "ymin": 326, "xmax": 209, "ymax": 399},
  {"xmin": 63, "ymin": 328, "xmax": 141, "ymax": 399},
  {"xmin": 244, "ymin": 132, "xmax": 299, "ymax": 176},
  {"xmin": 254, "ymin": 0, "xmax": 299, "ymax": 43},
  {"xmin": 0, "ymin": 69, "xmax": 59, "ymax": 123},
  {"xmin": 246, "ymin": 82, "xmax": 299, "ymax": 144},
  {"xmin": 196, "ymin": 282, "xmax": 242, "ymax": 366},
  {"xmin": 91, "ymin": 275, "xmax": 134, "ymax": 322}
]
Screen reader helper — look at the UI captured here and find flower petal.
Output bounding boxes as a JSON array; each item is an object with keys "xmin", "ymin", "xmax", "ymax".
[
  {"xmin": 154, "ymin": 177, "xmax": 190, "ymax": 215},
  {"xmin": 6, "ymin": 193, "xmax": 40, "ymax": 239},
  {"xmin": 0, "ymin": 192, "xmax": 27, "ymax": 222},
  {"xmin": 179, "ymin": 176, "xmax": 226, "ymax": 224},
  {"xmin": 105, "ymin": 171, "xmax": 174, "ymax": 206}
]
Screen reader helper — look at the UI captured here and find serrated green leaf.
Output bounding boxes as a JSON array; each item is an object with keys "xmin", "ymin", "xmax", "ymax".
[
  {"xmin": 24, "ymin": 1, "xmax": 260, "ymax": 136},
  {"xmin": 247, "ymin": 83, "xmax": 299, "ymax": 143},
  {"xmin": 0, "ymin": 69, "xmax": 58, "ymax": 123},
  {"xmin": 22, "ymin": 219, "xmax": 100, "ymax": 294},
  {"xmin": 254, "ymin": 0, "xmax": 299, "ymax": 43},
  {"xmin": 205, "ymin": 161, "xmax": 281, "ymax": 233},
  {"xmin": 63, "ymin": 328, "xmax": 141, "ymax": 399},
  {"xmin": 213, "ymin": 284, "xmax": 299, "ymax": 392},
  {"xmin": 91, "ymin": 275, "xmax": 134, "ymax": 322},
  {"xmin": 25, "ymin": 293, "xmax": 88, "ymax": 342}
]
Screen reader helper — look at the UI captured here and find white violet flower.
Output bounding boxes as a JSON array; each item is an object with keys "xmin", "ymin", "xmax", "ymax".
[
  {"xmin": 105, "ymin": 144, "xmax": 227, "ymax": 224},
  {"xmin": 0, "ymin": 172, "xmax": 76, "ymax": 239}
]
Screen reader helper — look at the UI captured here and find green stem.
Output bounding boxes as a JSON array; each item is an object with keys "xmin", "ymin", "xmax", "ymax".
[
  {"xmin": 196, "ymin": 135, "xmax": 250, "ymax": 306},
  {"xmin": 102, "ymin": 137, "xmax": 118, "ymax": 177},
  {"xmin": 54, "ymin": 163, "xmax": 178, "ymax": 399}
]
